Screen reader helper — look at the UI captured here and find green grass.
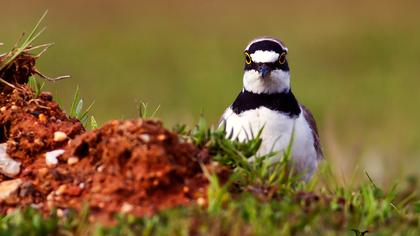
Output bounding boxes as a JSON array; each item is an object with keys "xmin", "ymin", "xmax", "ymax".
[
  {"xmin": 68, "ymin": 85, "xmax": 95, "ymax": 127},
  {"xmin": 0, "ymin": 120, "xmax": 418, "ymax": 235}
]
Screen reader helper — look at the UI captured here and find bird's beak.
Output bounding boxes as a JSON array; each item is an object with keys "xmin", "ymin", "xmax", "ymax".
[{"xmin": 258, "ymin": 64, "xmax": 271, "ymax": 78}]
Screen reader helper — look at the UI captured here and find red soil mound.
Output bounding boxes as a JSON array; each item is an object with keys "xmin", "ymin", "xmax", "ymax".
[
  {"xmin": 52, "ymin": 119, "xmax": 208, "ymax": 219},
  {"xmin": 0, "ymin": 51, "xmax": 219, "ymax": 222}
]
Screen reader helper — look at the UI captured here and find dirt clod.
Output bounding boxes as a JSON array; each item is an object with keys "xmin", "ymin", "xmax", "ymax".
[{"xmin": 0, "ymin": 52, "xmax": 36, "ymax": 93}]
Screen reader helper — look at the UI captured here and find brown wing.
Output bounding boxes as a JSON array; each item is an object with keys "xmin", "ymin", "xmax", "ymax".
[{"xmin": 300, "ymin": 105, "xmax": 323, "ymax": 160}]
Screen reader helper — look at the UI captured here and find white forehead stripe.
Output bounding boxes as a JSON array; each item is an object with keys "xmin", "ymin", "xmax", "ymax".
[{"xmin": 250, "ymin": 50, "xmax": 279, "ymax": 63}]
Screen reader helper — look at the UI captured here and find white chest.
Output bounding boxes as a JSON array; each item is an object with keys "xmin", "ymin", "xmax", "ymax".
[{"xmin": 221, "ymin": 106, "xmax": 318, "ymax": 180}]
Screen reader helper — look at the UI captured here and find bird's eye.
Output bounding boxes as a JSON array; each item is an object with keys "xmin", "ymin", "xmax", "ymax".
[
  {"xmin": 245, "ymin": 52, "xmax": 252, "ymax": 65},
  {"xmin": 279, "ymin": 52, "xmax": 287, "ymax": 64}
]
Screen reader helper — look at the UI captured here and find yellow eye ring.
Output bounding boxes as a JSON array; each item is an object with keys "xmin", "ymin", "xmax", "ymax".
[
  {"xmin": 279, "ymin": 52, "xmax": 287, "ymax": 64},
  {"xmin": 245, "ymin": 52, "xmax": 252, "ymax": 65}
]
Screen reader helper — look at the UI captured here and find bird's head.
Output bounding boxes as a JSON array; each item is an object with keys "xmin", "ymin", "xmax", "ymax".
[{"xmin": 243, "ymin": 37, "xmax": 290, "ymax": 94}]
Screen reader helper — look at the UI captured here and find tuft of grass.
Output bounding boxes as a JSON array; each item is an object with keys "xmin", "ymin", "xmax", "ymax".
[
  {"xmin": 0, "ymin": 11, "xmax": 48, "ymax": 71},
  {"xmin": 69, "ymin": 86, "xmax": 95, "ymax": 127},
  {"xmin": 137, "ymin": 102, "xmax": 161, "ymax": 119},
  {"xmin": 0, "ymin": 10, "xmax": 70, "ymax": 85},
  {"xmin": 90, "ymin": 116, "xmax": 98, "ymax": 129},
  {"xmin": 28, "ymin": 76, "xmax": 45, "ymax": 97}
]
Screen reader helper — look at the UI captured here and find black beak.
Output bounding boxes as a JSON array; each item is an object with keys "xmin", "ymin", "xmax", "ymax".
[{"xmin": 258, "ymin": 64, "xmax": 271, "ymax": 78}]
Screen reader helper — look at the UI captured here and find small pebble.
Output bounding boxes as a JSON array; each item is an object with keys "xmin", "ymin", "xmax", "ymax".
[
  {"xmin": 157, "ymin": 134, "xmax": 166, "ymax": 141},
  {"xmin": 47, "ymin": 192, "xmax": 54, "ymax": 201},
  {"xmin": 57, "ymin": 209, "xmax": 64, "ymax": 217},
  {"xmin": 46, "ymin": 193, "xmax": 54, "ymax": 208},
  {"xmin": 197, "ymin": 197, "xmax": 206, "ymax": 206},
  {"xmin": 11, "ymin": 105, "xmax": 18, "ymax": 110},
  {"xmin": 53, "ymin": 131, "xmax": 68, "ymax": 142},
  {"xmin": 45, "ymin": 149, "xmax": 65, "ymax": 167},
  {"xmin": 139, "ymin": 134, "xmax": 151, "ymax": 142},
  {"xmin": 38, "ymin": 114, "xmax": 47, "ymax": 122},
  {"xmin": 0, "ymin": 143, "xmax": 21, "ymax": 177},
  {"xmin": 0, "ymin": 107, "xmax": 6, "ymax": 112},
  {"xmin": 0, "ymin": 179, "xmax": 23, "ymax": 202},
  {"xmin": 121, "ymin": 202, "xmax": 134, "ymax": 214},
  {"xmin": 55, "ymin": 185, "xmax": 67, "ymax": 196},
  {"xmin": 67, "ymin": 157, "xmax": 79, "ymax": 165},
  {"xmin": 97, "ymin": 165, "xmax": 105, "ymax": 172}
]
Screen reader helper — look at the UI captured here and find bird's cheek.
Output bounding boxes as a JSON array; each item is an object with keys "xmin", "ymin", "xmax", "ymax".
[
  {"xmin": 244, "ymin": 70, "xmax": 261, "ymax": 81},
  {"xmin": 271, "ymin": 70, "xmax": 289, "ymax": 80}
]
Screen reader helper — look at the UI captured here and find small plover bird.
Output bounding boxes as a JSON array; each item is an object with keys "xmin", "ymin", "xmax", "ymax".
[{"xmin": 219, "ymin": 37, "xmax": 323, "ymax": 181}]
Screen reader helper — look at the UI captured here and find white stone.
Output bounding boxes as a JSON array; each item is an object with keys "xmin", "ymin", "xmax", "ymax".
[
  {"xmin": 45, "ymin": 149, "xmax": 65, "ymax": 167},
  {"xmin": 53, "ymin": 131, "xmax": 68, "ymax": 142},
  {"xmin": 139, "ymin": 134, "xmax": 151, "ymax": 142},
  {"xmin": 57, "ymin": 209, "xmax": 64, "ymax": 217},
  {"xmin": 120, "ymin": 202, "xmax": 133, "ymax": 213},
  {"xmin": 97, "ymin": 165, "xmax": 105, "ymax": 172},
  {"xmin": 0, "ymin": 143, "xmax": 21, "ymax": 177},
  {"xmin": 0, "ymin": 179, "xmax": 23, "ymax": 202}
]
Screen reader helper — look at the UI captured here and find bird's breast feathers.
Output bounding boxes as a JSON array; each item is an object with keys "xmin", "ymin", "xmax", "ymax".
[{"xmin": 221, "ymin": 105, "xmax": 320, "ymax": 180}]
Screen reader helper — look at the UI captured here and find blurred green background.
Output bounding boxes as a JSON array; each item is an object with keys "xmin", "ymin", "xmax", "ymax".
[{"xmin": 1, "ymin": 0, "xmax": 419, "ymax": 184}]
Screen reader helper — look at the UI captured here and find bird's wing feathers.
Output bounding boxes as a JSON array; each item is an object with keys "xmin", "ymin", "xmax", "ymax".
[
  {"xmin": 219, "ymin": 105, "xmax": 237, "ymax": 129},
  {"xmin": 218, "ymin": 107, "xmax": 230, "ymax": 128},
  {"xmin": 300, "ymin": 105, "xmax": 323, "ymax": 160}
]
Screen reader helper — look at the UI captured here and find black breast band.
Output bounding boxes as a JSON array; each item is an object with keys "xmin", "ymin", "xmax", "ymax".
[{"xmin": 231, "ymin": 90, "xmax": 301, "ymax": 117}]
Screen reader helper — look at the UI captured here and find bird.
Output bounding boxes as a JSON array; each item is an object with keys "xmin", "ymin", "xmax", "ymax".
[{"xmin": 219, "ymin": 37, "xmax": 323, "ymax": 181}]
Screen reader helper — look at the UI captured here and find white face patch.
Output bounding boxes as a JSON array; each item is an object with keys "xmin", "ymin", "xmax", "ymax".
[
  {"xmin": 250, "ymin": 50, "xmax": 279, "ymax": 63},
  {"xmin": 243, "ymin": 69, "xmax": 290, "ymax": 94}
]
